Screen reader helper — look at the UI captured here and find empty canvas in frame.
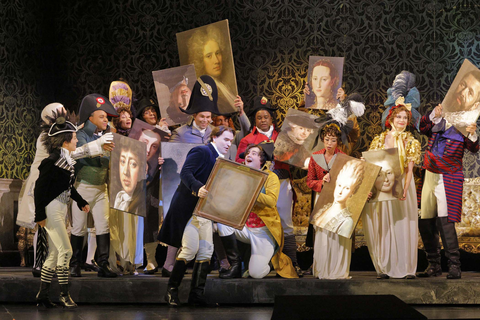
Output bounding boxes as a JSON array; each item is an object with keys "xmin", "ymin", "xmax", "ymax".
[{"xmin": 194, "ymin": 158, "xmax": 268, "ymax": 230}]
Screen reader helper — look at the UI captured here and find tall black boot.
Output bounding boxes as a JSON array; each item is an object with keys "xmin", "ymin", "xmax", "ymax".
[
  {"xmin": 437, "ymin": 217, "xmax": 461, "ymax": 279},
  {"xmin": 188, "ymin": 260, "xmax": 210, "ymax": 306},
  {"xmin": 69, "ymin": 235, "xmax": 84, "ymax": 277},
  {"xmin": 36, "ymin": 267, "xmax": 56, "ymax": 308},
  {"xmin": 219, "ymin": 234, "xmax": 242, "ymax": 279},
  {"xmin": 165, "ymin": 259, "xmax": 188, "ymax": 307},
  {"xmin": 96, "ymin": 234, "xmax": 117, "ymax": 278},
  {"xmin": 283, "ymin": 234, "xmax": 303, "ymax": 277},
  {"xmin": 57, "ymin": 266, "xmax": 77, "ymax": 308},
  {"xmin": 417, "ymin": 218, "xmax": 442, "ymax": 277}
]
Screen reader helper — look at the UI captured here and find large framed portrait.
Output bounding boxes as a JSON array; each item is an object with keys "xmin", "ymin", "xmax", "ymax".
[
  {"xmin": 305, "ymin": 56, "xmax": 344, "ymax": 111},
  {"xmin": 152, "ymin": 65, "xmax": 196, "ymax": 126},
  {"xmin": 128, "ymin": 119, "xmax": 169, "ymax": 182},
  {"xmin": 442, "ymin": 59, "xmax": 480, "ymax": 137},
  {"xmin": 176, "ymin": 20, "xmax": 238, "ymax": 115},
  {"xmin": 160, "ymin": 142, "xmax": 203, "ymax": 215},
  {"xmin": 109, "ymin": 133, "xmax": 147, "ymax": 217},
  {"xmin": 310, "ymin": 154, "xmax": 380, "ymax": 238},
  {"xmin": 193, "ymin": 158, "xmax": 268, "ymax": 229},
  {"xmin": 273, "ymin": 108, "xmax": 320, "ymax": 169},
  {"xmin": 362, "ymin": 148, "xmax": 404, "ymax": 202}
]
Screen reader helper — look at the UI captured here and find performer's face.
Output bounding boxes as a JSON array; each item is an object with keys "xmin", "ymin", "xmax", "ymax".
[
  {"xmin": 142, "ymin": 107, "xmax": 158, "ymax": 126},
  {"xmin": 193, "ymin": 112, "xmax": 212, "ymax": 129},
  {"xmin": 139, "ymin": 130, "xmax": 161, "ymax": 161},
  {"xmin": 255, "ymin": 110, "xmax": 273, "ymax": 132},
  {"xmin": 63, "ymin": 132, "xmax": 78, "ymax": 152},
  {"xmin": 245, "ymin": 147, "xmax": 262, "ymax": 169},
  {"xmin": 453, "ymin": 74, "xmax": 480, "ymax": 112},
  {"xmin": 312, "ymin": 65, "xmax": 333, "ymax": 99},
  {"xmin": 375, "ymin": 162, "xmax": 395, "ymax": 193},
  {"xmin": 392, "ymin": 110, "xmax": 409, "ymax": 130},
  {"xmin": 288, "ymin": 123, "xmax": 314, "ymax": 145},
  {"xmin": 89, "ymin": 110, "xmax": 108, "ymax": 131},
  {"xmin": 118, "ymin": 111, "xmax": 132, "ymax": 130},
  {"xmin": 213, "ymin": 115, "xmax": 230, "ymax": 127},
  {"xmin": 334, "ymin": 174, "xmax": 355, "ymax": 204},
  {"xmin": 212, "ymin": 130, "xmax": 234, "ymax": 155},
  {"xmin": 203, "ymin": 40, "xmax": 222, "ymax": 78},
  {"xmin": 119, "ymin": 149, "xmax": 140, "ymax": 196},
  {"xmin": 323, "ymin": 134, "xmax": 338, "ymax": 153},
  {"xmin": 176, "ymin": 84, "xmax": 191, "ymax": 110}
]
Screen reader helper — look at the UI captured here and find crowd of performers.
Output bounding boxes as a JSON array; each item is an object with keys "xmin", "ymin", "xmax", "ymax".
[{"xmin": 16, "ymin": 69, "xmax": 479, "ymax": 308}]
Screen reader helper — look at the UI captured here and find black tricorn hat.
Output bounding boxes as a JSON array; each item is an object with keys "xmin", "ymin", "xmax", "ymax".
[
  {"xmin": 78, "ymin": 93, "xmax": 118, "ymax": 125},
  {"xmin": 239, "ymin": 141, "xmax": 275, "ymax": 162},
  {"xmin": 136, "ymin": 98, "xmax": 160, "ymax": 120},
  {"xmin": 247, "ymin": 96, "xmax": 277, "ymax": 117},
  {"xmin": 181, "ymin": 75, "xmax": 224, "ymax": 115}
]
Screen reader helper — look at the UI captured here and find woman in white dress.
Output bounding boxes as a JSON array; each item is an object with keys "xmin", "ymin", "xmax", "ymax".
[{"xmin": 362, "ymin": 102, "xmax": 421, "ymax": 279}]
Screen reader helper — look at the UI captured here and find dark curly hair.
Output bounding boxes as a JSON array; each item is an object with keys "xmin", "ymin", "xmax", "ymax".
[
  {"xmin": 320, "ymin": 123, "xmax": 342, "ymax": 145},
  {"xmin": 244, "ymin": 144, "xmax": 267, "ymax": 167}
]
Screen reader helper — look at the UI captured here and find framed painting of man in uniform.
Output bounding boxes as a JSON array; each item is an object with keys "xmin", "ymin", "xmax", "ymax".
[
  {"xmin": 305, "ymin": 56, "xmax": 345, "ymax": 111},
  {"xmin": 176, "ymin": 19, "xmax": 238, "ymax": 115},
  {"xmin": 442, "ymin": 59, "xmax": 480, "ymax": 137},
  {"xmin": 193, "ymin": 158, "xmax": 268, "ymax": 230},
  {"xmin": 152, "ymin": 65, "xmax": 196, "ymax": 126},
  {"xmin": 160, "ymin": 142, "xmax": 203, "ymax": 216},
  {"xmin": 273, "ymin": 108, "xmax": 320, "ymax": 169},
  {"xmin": 362, "ymin": 148, "xmax": 404, "ymax": 202},
  {"xmin": 109, "ymin": 133, "xmax": 147, "ymax": 217},
  {"xmin": 310, "ymin": 154, "xmax": 380, "ymax": 239}
]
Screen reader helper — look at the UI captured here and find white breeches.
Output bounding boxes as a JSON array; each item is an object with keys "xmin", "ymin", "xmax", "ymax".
[
  {"xmin": 421, "ymin": 170, "xmax": 448, "ymax": 219},
  {"xmin": 277, "ymin": 178, "xmax": 294, "ymax": 236},
  {"xmin": 177, "ymin": 216, "xmax": 213, "ymax": 262},
  {"xmin": 218, "ymin": 224, "xmax": 275, "ymax": 279},
  {"xmin": 43, "ymin": 199, "xmax": 72, "ymax": 269},
  {"xmin": 71, "ymin": 183, "xmax": 110, "ymax": 236}
]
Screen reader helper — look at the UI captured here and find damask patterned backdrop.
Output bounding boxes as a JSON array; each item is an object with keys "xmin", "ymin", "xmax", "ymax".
[{"xmin": 1, "ymin": 0, "xmax": 480, "ymax": 179}]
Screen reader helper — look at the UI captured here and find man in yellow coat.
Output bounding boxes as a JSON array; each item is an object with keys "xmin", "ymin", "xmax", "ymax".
[{"xmin": 217, "ymin": 143, "xmax": 298, "ymax": 279}]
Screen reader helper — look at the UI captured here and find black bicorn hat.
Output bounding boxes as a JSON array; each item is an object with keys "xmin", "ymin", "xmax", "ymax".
[
  {"xmin": 247, "ymin": 96, "xmax": 277, "ymax": 117},
  {"xmin": 43, "ymin": 108, "xmax": 77, "ymax": 136},
  {"xmin": 181, "ymin": 75, "xmax": 224, "ymax": 115},
  {"xmin": 136, "ymin": 98, "xmax": 160, "ymax": 120},
  {"xmin": 78, "ymin": 93, "xmax": 119, "ymax": 125}
]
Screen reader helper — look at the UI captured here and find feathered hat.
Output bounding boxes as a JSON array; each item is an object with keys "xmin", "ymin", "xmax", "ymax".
[{"xmin": 382, "ymin": 71, "xmax": 421, "ymax": 130}]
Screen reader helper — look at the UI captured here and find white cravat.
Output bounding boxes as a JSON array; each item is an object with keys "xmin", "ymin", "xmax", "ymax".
[
  {"xmin": 257, "ymin": 125, "xmax": 274, "ymax": 139},
  {"xmin": 211, "ymin": 142, "xmax": 225, "ymax": 158},
  {"xmin": 192, "ymin": 120, "xmax": 207, "ymax": 136},
  {"xmin": 114, "ymin": 190, "xmax": 132, "ymax": 211},
  {"xmin": 60, "ymin": 148, "xmax": 75, "ymax": 166}
]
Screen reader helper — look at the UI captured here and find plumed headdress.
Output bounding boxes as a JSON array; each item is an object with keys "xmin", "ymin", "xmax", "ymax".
[{"xmin": 382, "ymin": 71, "xmax": 421, "ymax": 130}]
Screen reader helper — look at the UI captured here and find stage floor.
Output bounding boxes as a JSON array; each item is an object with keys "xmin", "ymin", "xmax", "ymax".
[{"xmin": 2, "ymin": 267, "xmax": 480, "ymax": 305}]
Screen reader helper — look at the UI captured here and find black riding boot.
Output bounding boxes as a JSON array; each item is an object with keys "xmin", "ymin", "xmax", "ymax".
[
  {"xmin": 69, "ymin": 235, "xmax": 84, "ymax": 277},
  {"xmin": 96, "ymin": 234, "xmax": 117, "ymax": 278},
  {"xmin": 165, "ymin": 259, "xmax": 188, "ymax": 307},
  {"xmin": 219, "ymin": 234, "xmax": 242, "ymax": 279},
  {"xmin": 283, "ymin": 234, "xmax": 303, "ymax": 277},
  {"xmin": 417, "ymin": 218, "xmax": 442, "ymax": 277},
  {"xmin": 57, "ymin": 266, "xmax": 77, "ymax": 308},
  {"xmin": 437, "ymin": 217, "xmax": 461, "ymax": 279},
  {"xmin": 36, "ymin": 282, "xmax": 56, "ymax": 308},
  {"xmin": 188, "ymin": 260, "xmax": 210, "ymax": 306}
]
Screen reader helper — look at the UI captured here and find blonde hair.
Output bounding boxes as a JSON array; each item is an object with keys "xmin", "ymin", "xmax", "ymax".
[
  {"xmin": 187, "ymin": 25, "xmax": 225, "ymax": 78},
  {"xmin": 337, "ymin": 160, "xmax": 365, "ymax": 195}
]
